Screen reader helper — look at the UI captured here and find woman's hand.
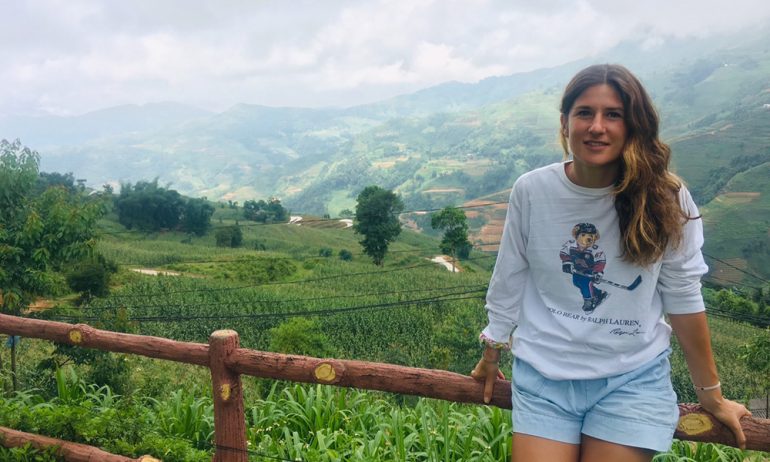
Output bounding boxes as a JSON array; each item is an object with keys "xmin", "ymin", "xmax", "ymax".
[
  {"xmin": 471, "ymin": 347, "xmax": 505, "ymax": 404},
  {"xmin": 697, "ymin": 391, "xmax": 753, "ymax": 449}
]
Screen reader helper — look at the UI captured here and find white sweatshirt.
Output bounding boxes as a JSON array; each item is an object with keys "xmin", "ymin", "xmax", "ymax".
[{"xmin": 482, "ymin": 162, "xmax": 707, "ymax": 380}]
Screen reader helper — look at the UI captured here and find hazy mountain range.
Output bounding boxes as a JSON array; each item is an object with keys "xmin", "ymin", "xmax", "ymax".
[
  {"xmin": 1, "ymin": 28, "xmax": 769, "ymax": 281},
  {"xmin": 2, "ymin": 29, "xmax": 767, "ymax": 212}
]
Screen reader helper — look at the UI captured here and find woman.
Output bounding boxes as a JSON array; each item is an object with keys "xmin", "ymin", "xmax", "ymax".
[{"xmin": 471, "ymin": 64, "xmax": 751, "ymax": 461}]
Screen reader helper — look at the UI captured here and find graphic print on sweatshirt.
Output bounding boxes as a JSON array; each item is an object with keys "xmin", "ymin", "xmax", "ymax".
[{"xmin": 559, "ymin": 222, "xmax": 641, "ymax": 314}]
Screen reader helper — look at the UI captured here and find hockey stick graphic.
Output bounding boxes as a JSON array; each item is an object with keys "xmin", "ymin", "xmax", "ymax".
[{"xmin": 573, "ymin": 271, "xmax": 642, "ymax": 291}]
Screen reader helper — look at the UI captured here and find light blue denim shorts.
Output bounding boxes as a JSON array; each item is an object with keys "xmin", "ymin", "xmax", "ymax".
[{"xmin": 511, "ymin": 348, "xmax": 679, "ymax": 452}]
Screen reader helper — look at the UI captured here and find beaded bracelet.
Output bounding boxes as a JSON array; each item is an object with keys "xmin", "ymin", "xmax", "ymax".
[
  {"xmin": 479, "ymin": 333, "xmax": 511, "ymax": 350},
  {"xmin": 694, "ymin": 381, "xmax": 721, "ymax": 391}
]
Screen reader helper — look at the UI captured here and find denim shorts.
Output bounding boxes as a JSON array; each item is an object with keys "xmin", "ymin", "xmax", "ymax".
[{"xmin": 511, "ymin": 348, "xmax": 679, "ymax": 452}]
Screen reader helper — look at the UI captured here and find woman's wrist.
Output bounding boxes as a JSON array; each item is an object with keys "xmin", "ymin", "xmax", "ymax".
[
  {"xmin": 693, "ymin": 381, "xmax": 721, "ymax": 392},
  {"xmin": 695, "ymin": 387, "xmax": 725, "ymax": 408},
  {"xmin": 482, "ymin": 347, "xmax": 501, "ymax": 364}
]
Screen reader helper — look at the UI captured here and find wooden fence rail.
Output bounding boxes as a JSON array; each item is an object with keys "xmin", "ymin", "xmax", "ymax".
[
  {"xmin": 1, "ymin": 312, "xmax": 769, "ymax": 461},
  {"xmin": 0, "ymin": 426, "xmax": 159, "ymax": 462}
]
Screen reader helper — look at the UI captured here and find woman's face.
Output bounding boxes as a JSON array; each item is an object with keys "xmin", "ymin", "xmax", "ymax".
[{"xmin": 561, "ymin": 83, "xmax": 628, "ymax": 173}]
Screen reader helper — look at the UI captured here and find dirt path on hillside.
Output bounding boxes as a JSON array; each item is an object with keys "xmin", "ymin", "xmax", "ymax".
[
  {"xmin": 26, "ymin": 298, "xmax": 56, "ymax": 313},
  {"xmin": 131, "ymin": 268, "xmax": 182, "ymax": 277},
  {"xmin": 430, "ymin": 255, "xmax": 462, "ymax": 273}
]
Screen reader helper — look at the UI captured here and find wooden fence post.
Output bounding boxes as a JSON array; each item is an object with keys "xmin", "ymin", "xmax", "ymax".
[{"xmin": 209, "ymin": 330, "xmax": 248, "ymax": 462}]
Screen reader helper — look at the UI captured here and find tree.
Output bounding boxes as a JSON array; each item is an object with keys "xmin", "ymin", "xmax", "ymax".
[
  {"xmin": 0, "ymin": 139, "xmax": 105, "ymax": 390},
  {"xmin": 181, "ymin": 197, "xmax": 215, "ymax": 236},
  {"xmin": 35, "ymin": 171, "xmax": 76, "ymax": 195},
  {"xmin": 66, "ymin": 257, "xmax": 114, "ymax": 301},
  {"xmin": 431, "ymin": 206, "xmax": 472, "ymax": 271},
  {"xmin": 353, "ymin": 186, "xmax": 404, "ymax": 265},
  {"xmin": 115, "ymin": 179, "xmax": 185, "ymax": 231},
  {"xmin": 215, "ymin": 225, "xmax": 243, "ymax": 248},
  {"xmin": 243, "ymin": 197, "xmax": 288, "ymax": 223}
]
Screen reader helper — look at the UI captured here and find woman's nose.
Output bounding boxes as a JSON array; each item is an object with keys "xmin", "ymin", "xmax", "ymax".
[{"xmin": 589, "ymin": 116, "xmax": 606, "ymax": 134}]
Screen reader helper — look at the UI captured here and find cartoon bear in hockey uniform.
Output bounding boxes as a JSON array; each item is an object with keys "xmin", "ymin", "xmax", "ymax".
[{"xmin": 560, "ymin": 223, "xmax": 609, "ymax": 313}]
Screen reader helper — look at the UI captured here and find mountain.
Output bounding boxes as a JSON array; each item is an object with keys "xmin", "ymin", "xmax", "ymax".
[
  {"xmin": 1, "ymin": 28, "xmax": 769, "ymax": 277},
  {"xmin": 0, "ymin": 102, "xmax": 212, "ymax": 149}
]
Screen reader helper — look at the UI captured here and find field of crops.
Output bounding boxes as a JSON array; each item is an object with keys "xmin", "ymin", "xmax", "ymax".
[{"xmin": 4, "ymin": 212, "xmax": 769, "ymax": 461}]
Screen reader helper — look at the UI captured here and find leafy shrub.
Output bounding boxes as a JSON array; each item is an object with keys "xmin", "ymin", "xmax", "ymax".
[
  {"xmin": 66, "ymin": 255, "xmax": 116, "ymax": 299},
  {"xmin": 214, "ymin": 225, "xmax": 243, "ymax": 248},
  {"xmin": 318, "ymin": 247, "xmax": 333, "ymax": 257},
  {"xmin": 339, "ymin": 249, "xmax": 353, "ymax": 261},
  {"xmin": 269, "ymin": 318, "xmax": 336, "ymax": 357}
]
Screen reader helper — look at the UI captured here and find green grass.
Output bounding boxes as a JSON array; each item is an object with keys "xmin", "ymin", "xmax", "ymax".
[{"xmin": 7, "ymin": 212, "xmax": 769, "ymax": 460}]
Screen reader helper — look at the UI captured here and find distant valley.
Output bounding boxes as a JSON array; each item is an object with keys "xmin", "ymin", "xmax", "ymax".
[{"xmin": 1, "ymin": 28, "xmax": 769, "ymax": 280}]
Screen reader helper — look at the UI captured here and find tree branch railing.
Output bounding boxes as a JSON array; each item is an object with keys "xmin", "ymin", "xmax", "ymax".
[{"xmin": 1, "ymin": 312, "xmax": 768, "ymax": 461}]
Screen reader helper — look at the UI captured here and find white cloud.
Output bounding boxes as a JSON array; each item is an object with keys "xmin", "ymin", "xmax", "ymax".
[{"xmin": 1, "ymin": 0, "xmax": 769, "ymax": 115}]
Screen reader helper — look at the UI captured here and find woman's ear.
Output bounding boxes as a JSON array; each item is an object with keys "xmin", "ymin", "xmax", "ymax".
[{"xmin": 560, "ymin": 114, "xmax": 568, "ymax": 137}]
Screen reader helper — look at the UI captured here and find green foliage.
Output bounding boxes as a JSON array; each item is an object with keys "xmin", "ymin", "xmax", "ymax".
[
  {"xmin": 269, "ymin": 318, "xmax": 336, "ymax": 357},
  {"xmin": 711, "ymin": 288, "xmax": 770, "ymax": 323},
  {"xmin": 654, "ymin": 439, "xmax": 768, "ymax": 461},
  {"xmin": 214, "ymin": 225, "xmax": 243, "ymax": 248},
  {"xmin": 149, "ymin": 389, "xmax": 214, "ymax": 450},
  {"xmin": 0, "ymin": 139, "xmax": 104, "ymax": 320},
  {"xmin": 35, "ymin": 171, "xmax": 77, "ymax": 196},
  {"xmin": 243, "ymin": 198, "xmax": 288, "ymax": 223},
  {"xmin": 431, "ymin": 206, "xmax": 472, "ymax": 260},
  {"xmin": 65, "ymin": 255, "xmax": 116, "ymax": 299},
  {"xmin": 246, "ymin": 384, "xmax": 513, "ymax": 461},
  {"xmin": 430, "ymin": 305, "xmax": 491, "ymax": 373},
  {"xmin": 0, "ymin": 444, "xmax": 61, "ymax": 461},
  {"xmin": 166, "ymin": 256, "xmax": 296, "ymax": 283},
  {"xmin": 0, "ymin": 139, "xmax": 39, "ymax": 218},
  {"xmin": 0, "ymin": 383, "xmax": 210, "ymax": 461},
  {"xmin": 7, "ymin": 377, "xmax": 766, "ymax": 461},
  {"xmin": 181, "ymin": 198, "xmax": 215, "ymax": 236},
  {"xmin": 4, "ymin": 192, "xmax": 766, "ymax": 460},
  {"xmin": 115, "ymin": 179, "xmax": 185, "ymax": 232},
  {"xmin": 318, "ymin": 247, "xmax": 333, "ymax": 257},
  {"xmin": 354, "ymin": 186, "xmax": 404, "ymax": 265},
  {"xmin": 338, "ymin": 249, "xmax": 353, "ymax": 261},
  {"xmin": 740, "ymin": 328, "xmax": 770, "ymax": 392}
]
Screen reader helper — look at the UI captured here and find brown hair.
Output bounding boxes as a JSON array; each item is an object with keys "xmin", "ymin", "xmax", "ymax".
[{"xmin": 559, "ymin": 64, "xmax": 691, "ymax": 266}]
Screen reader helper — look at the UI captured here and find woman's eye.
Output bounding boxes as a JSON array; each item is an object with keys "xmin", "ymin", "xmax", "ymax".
[
  {"xmin": 607, "ymin": 111, "xmax": 623, "ymax": 119},
  {"xmin": 575, "ymin": 110, "xmax": 592, "ymax": 117}
]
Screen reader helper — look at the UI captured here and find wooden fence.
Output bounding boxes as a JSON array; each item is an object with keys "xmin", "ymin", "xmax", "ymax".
[{"xmin": 1, "ymin": 312, "xmax": 769, "ymax": 461}]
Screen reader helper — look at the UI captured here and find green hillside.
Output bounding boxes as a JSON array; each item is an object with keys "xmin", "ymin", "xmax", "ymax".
[
  {"xmin": 667, "ymin": 83, "xmax": 770, "ymax": 204},
  {"xmin": 5, "ymin": 28, "xmax": 769, "ymax": 295},
  {"xmin": 4, "ymin": 206, "xmax": 768, "ymax": 460},
  {"xmin": 702, "ymin": 162, "xmax": 770, "ymax": 281}
]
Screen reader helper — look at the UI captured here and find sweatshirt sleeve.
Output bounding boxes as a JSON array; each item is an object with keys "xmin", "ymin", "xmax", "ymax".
[
  {"xmin": 659, "ymin": 187, "xmax": 709, "ymax": 315},
  {"xmin": 481, "ymin": 178, "xmax": 530, "ymax": 344}
]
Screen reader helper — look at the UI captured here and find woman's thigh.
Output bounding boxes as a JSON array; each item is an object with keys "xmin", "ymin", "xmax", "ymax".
[
  {"xmin": 579, "ymin": 434, "xmax": 655, "ymax": 462},
  {"xmin": 512, "ymin": 433, "xmax": 580, "ymax": 462}
]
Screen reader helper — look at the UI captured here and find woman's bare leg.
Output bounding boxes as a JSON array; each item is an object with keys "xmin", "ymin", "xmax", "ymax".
[
  {"xmin": 512, "ymin": 433, "xmax": 580, "ymax": 462},
  {"xmin": 579, "ymin": 434, "xmax": 655, "ymax": 462}
]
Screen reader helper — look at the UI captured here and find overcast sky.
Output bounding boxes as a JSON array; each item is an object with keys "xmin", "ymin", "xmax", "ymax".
[{"xmin": 3, "ymin": 0, "xmax": 770, "ymax": 117}]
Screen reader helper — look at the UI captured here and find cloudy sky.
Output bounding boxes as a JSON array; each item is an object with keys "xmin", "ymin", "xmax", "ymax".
[{"xmin": 3, "ymin": 0, "xmax": 770, "ymax": 117}]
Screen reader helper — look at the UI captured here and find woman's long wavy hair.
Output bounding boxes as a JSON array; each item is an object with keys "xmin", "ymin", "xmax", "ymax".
[{"xmin": 559, "ymin": 64, "xmax": 692, "ymax": 266}]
